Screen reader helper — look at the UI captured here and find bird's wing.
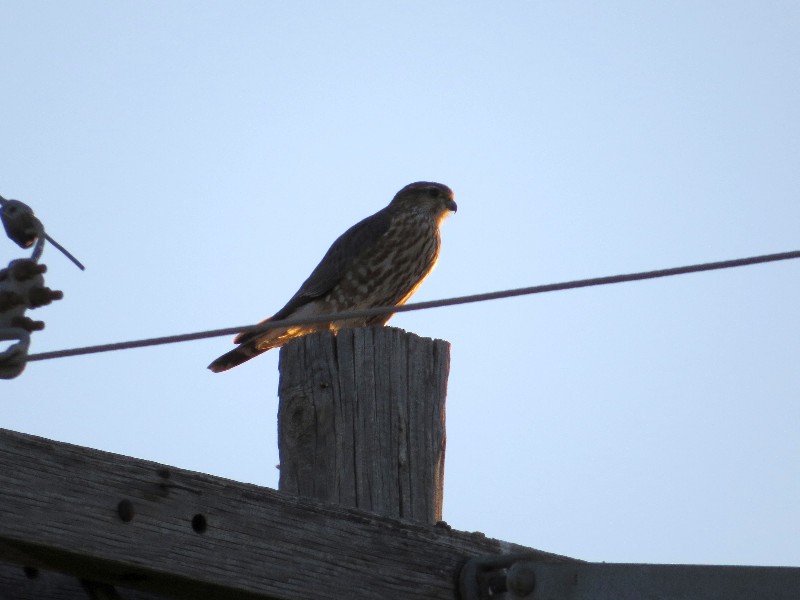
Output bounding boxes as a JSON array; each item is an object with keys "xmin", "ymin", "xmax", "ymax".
[
  {"xmin": 273, "ymin": 206, "xmax": 392, "ymax": 318},
  {"xmin": 233, "ymin": 206, "xmax": 393, "ymax": 347},
  {"xmin": 231, "ymin": 208, "xmax": 391, "ymax": 345}
]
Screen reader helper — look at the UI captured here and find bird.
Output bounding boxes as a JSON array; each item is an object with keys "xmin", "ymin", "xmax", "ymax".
[{"xmin": 208, "ymin": 181, "xmax": 457, "ymax": 372}]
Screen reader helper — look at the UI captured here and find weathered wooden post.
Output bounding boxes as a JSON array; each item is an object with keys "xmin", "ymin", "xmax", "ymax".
[{"xmin": 278, "ymin": 326, "xmax": 449, "ymax": 524}]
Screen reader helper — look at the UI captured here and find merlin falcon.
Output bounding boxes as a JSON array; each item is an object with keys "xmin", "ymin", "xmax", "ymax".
[{"xmin": 208, "ymin": 181, "xmax": 457, "ymax": 372}]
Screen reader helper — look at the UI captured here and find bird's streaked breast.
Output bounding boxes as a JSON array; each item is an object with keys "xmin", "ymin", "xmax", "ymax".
[{"xmin": 325, "ymin": 213, "xmax": 441, "ymax": 327}]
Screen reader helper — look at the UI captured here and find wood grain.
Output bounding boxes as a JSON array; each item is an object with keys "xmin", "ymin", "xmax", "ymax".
[
  {"xmin": 0, "ymin": 428, "xmax": 574, "ymax": 600},
  {"xmin": 278, "ymin": 327, "xmax": 448, "ymax": 523}
]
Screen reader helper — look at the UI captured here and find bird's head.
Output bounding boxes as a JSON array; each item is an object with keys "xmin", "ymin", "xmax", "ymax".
[{"xmin": 389, "ymin": 182, "xmax": 457, "ymax": 224}]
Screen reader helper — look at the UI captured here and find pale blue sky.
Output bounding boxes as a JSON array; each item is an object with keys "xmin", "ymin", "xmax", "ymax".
[{"xmin": 2, "ymin": 2, "xmax": 799, "ymax": 566}]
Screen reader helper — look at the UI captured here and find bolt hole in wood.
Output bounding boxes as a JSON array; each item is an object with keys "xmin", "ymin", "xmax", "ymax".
[
  {"xmin": 23, "ymin": 566, "xmax": 38, "ymax": 579},
  {"xmin": 117, "ymin": 499, "xmax": 135, "ymax": 522},
  {"xmin": 191, "ymin": 513, "xmax": 208, "ymax": 534}
]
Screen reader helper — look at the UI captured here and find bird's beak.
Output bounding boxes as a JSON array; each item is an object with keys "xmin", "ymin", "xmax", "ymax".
[{"xmin": 446, "ymin": 199, "xmax": 458, "ymax": 213}]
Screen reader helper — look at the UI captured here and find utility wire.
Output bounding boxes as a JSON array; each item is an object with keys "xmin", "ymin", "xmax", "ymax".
[{"xmin": 25, "ymin": 249, "xmax": 800, "ymax": 363}]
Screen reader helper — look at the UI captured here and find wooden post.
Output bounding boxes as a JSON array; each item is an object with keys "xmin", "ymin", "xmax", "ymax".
[{"xmin": 278, "ymin": 326, "xmax": 449, "ymax": 524}]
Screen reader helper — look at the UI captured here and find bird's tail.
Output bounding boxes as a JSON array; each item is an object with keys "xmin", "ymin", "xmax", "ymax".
[
  {"xmin": 207, "ymin": 318, "xmax": 276, "ymax": 373},
  {"xmin": 207, "ymin": 340, "xmax": 267, "ymax": 373},
  {"xmin": 207, "ymin": 320, "xmax": 320, "ymax": 373}
]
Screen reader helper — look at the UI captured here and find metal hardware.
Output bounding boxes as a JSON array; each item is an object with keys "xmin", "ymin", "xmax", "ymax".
[
  {"xmin": 0, "ymin": 327, "xmax": 30, "ymax": 379},
  {"xmin": 460, "ymin": 554, "xmax": 800, "ymax": 600},
  {"xmin": 0, "ymin": 192, "xmax": 80, "ymax": 378},
  {"xmin": 0, "ymin": 260, "xmax": 63, "ymax": 378},
  {"xmin": 1, "ymin": 194, "xmax": 85, "ymax": 270},
  {"xmin": 460, "ymin": 553, "xmax": 538, "ymax": 600}
]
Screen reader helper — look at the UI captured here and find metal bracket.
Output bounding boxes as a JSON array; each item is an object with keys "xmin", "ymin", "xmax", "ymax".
[
  {"xmin": 0, "ymin": 260, "xmax": 63, "ymax": 378},
  {"xmin": 459, "ymin": 554, "xmax": 800, "ymax": 600}
]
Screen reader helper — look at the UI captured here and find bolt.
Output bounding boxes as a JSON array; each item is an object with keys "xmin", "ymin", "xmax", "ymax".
[{"xmin": 507, "ymin": 561, "xmax": 536, "ymax": 598}]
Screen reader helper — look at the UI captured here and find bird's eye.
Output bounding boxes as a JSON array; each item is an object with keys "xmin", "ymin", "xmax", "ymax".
[{"xmin": 427, "ymin": 187, "xmax": 441, "ymax": 199}]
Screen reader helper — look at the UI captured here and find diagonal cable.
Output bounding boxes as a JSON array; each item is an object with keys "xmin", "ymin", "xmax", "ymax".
[{"xmin": 25, "ymin": 249, "xmax": 800, "ymax": 363}]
